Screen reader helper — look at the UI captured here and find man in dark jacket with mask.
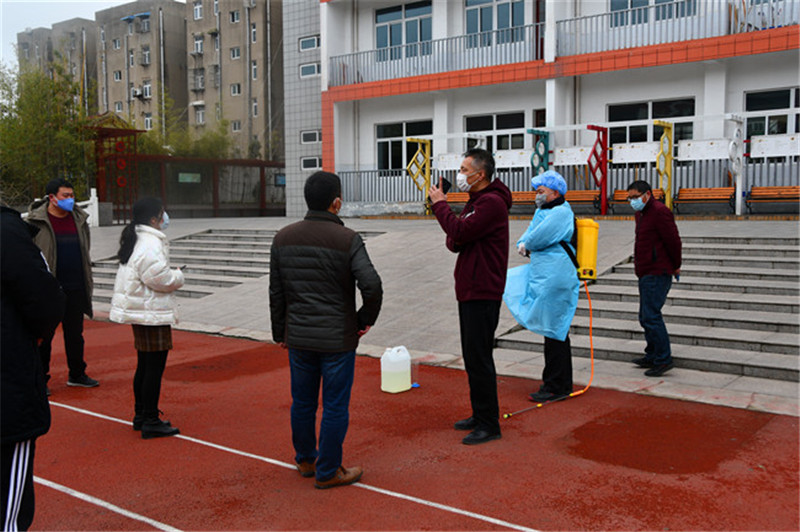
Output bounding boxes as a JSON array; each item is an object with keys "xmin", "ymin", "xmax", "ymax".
[
  {"xmin": 1, "ymin": 205, "xmax": 66, "ymax": 530},
  {"xmin": 429, "ymin": 148, "xmax": 512, "ymax": 445},
  {"xmin": 270, "ymin": 171, "xmax": 382, "ymax": 489},
  {"xmin": 27, "ymin": 178, "xmax": 98, "ymax": 391},
  {"xmin": 627, "ymin": 180, "xmax": 682, "ymax": 377}
]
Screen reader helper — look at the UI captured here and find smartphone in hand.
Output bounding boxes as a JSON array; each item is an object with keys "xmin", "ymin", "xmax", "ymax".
[{"xmin": 427, "ymin": 178, "xmax": 451, "ymax": 203}]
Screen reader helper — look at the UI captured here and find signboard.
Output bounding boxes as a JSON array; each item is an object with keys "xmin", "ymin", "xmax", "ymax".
[
  {"xmin": 494, "ymin": 150, "xmax": 530, "ymax": 168},
  {"xmin": 677, "ymin": 139, "xmax": 729, "ymax": 160},
  {"xmin": 178, "ymin": 172, "xmax": 202, "ymax": 183},
  {"xmin": 610, "ymin": 142, "xmax": 660, "ymax": 163},
  {"xmin": 749, "ymin": 134, "xmax": 800, "ymax": 158},
  {"xmin": 434, "ymin": 153, "xmax": 462, "ymax": 170},
  {"xmin": 553, "ymin": 146, "xmax": 592, "ymax": 166}
]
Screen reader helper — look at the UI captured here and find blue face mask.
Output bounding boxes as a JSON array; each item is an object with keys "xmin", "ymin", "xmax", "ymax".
[
  {"xmin": 629, "ymin": 197, "xmax": 646, "ymax": 211},
  {"xmin": 160, "ymin": 211, "xmax": 170, "ymax": 230},
  {"xmin": 56, "ymin": 197, "xmax": 75, "ymax": 212}
]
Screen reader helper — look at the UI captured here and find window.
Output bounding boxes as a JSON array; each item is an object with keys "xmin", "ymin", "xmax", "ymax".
[
  {"xmin": 113, "ymin": 70, "xmax": 122, "ymax": 81},
  {"xmin": 231, "ymin": 46, "xmax": 241, "ymax": 60},
  {"xmin": 376, "ymin": 1, "xmax": 432, "ymax": 61},
  {"xmin": 144, "ymin": 113, "xmax": 153, "ymax": 130},
  {"xmin": 141, "ymin": 46, "xmax": 150, "ymax": 65},
  {"xmin": 299, "ymin": 35, "xmax": 320, "ymax": 51},
  {"xmin": 214, "ymin": 0, "xmax": 219, "ymax": 14},
  {"xmin": 377, "ymin": 120, "xmax": 432, "ymax": 170},
  {"xmin": 611, "ymin": 0, "xmax": 649, "ymax": 27},
  {"xmin": 252, "ymin": 98, "xmax": 258, "ymax": 117},
  {"xmin": 196, "ymin": 106, "xmax": 205, "ymax": 125},
  {"xmin": 193, "ymin": 69, "xmax": 205, "ymax": 90},
  {"xmin": 299, "ymin": 62, "xmax": 321, "ymax": 78},
  {"xmin": 466, "ymin": 0, "xmax": 524, "ymax": 48},
  {"xmin": 232, "ymin": 120, "xmax": 242, "ymax": 132},
  {"xmin": 128, "ymin": 22, "xmax": 133, "ymax": 35},
  {"xmin": 301, "ymin": 130, "xmax": 322, "ymax": 144},
  {"xmin": 100, "ymin": 29, "xmax": 105, "ymax": 42},
  {"xmin": 129, "ymin": 50, "xmax": 135, "ymax": 67},
  {"xmin": 114, "ymin": 101, "xmax": 123, "ymax": 113},
  {"xmin": 608, "ymin": 98, "xmax": 695, "ymax": 163},
  {"xmin": 112, "ymin": 38, "xmax": 121, "ymax": 50},
  {"xmin": 130, "ymin": 84, "xmax": 138, "ymax": 100},
  {"xmin": 230, "ymin": 10, "xmax": 240, "ymax": 23},
  {"xmin": 194, "ymin": 35, "xmax": 204, "ymax": 54},
  {"xmin": 251, "ymin": 60, "xmax": 257, "ymax": 79},
  {"xmin": 231, "ymin": 83, "xmax": 241, "ymax": 96},
  {"xmin": 465, "ymin": 112, "xmax": 524, "ymax": 152},
  {"xmin": 142, "ymin": 80, "xmax": 152, "ymax": 99},
  {"xmin": 745, "ymin": 88, "xmax": 798, "ymax": 139},
  {"xmin": 301, "ymin": 157, "xmax": 322, "ymax": 170},
  {"xmin": 251, "ymin": 23, "xmax": 257, "ymax": 43},
  {"xmin": 140, "ymin": 17, "xmax": 150, "ymax": 32},
  {"xmin": 193, "ymin": 1, "xmax": 203, "ymax": 20},
  {"xmin": 214, "ymin": 35, "xmax": 220, "ymax": 50}
]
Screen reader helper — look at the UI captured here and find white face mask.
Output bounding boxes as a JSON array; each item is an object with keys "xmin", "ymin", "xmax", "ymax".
[
  {"xmin": 160, "ymin": 211, "xmax": 170, "ymax": 230},
  {"xmin": 535, "ymin": 193, "xmax": 548, "ymax": 207},
  {"xmin": 456, "ymin": 171, "xmax": 478, "ymax": 192}
]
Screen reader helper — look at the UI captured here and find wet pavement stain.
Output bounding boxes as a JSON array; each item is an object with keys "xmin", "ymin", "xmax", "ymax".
[
  {"xmin": 564, "ymin": 403, "xmax": 774, "ymax": 474},
  {"xmin": 166, "ymin": 345, "xmax": 283, "ymax": 382}
]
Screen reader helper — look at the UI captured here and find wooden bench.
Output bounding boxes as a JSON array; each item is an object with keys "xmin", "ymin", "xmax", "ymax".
[
  {"xmin": 564, "ymin": 189, "xmax": 601, "ymax": 213},
  {"xmin": 746, "ymin": 186, "xmax": 800, "ymax": 213},
  {"xmin": 673, "ymin": 187, "xmax": 735, "ymax": 214},
  {"xmin": 447, "ymin": 189, "xmax": 600, "ymax": 213},
  {"xmin": 608, "ymin": 188, "xmax": 665, "ymax": 213}
]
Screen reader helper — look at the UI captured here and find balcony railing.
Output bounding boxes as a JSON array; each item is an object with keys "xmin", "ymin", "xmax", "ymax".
[
  {"xmin": 329, "ymin": 23, "xmax": 544, "ymax": 87},
  {"xmin": 557, "ymin": 0, "xmax": 799, "ymax": 57}
]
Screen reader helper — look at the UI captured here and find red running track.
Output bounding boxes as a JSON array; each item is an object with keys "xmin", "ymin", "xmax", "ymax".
[{"xmin": 32, "ymin": 320, "xmax": 799, "ymax": 531}]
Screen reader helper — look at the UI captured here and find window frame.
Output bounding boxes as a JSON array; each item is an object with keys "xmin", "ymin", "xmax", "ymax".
[
  {"xmin": 230, "ymin": 83, "xmax": 242, "ymax": 96},
  {"xmin": 376, "ymin": 119, "xmax": 433, "ymax": 171},
  {"xmin": 301, "ymin": 156, "xmax": 322, "ymax": 170},
  {"xmin": 299, "ymin": 35, "xmax": 321, "ymax": 52},
  {"xmin": 299, "ymin": 62, "xmax": 321, "ymax": 78},
  {"xmin": 113, "ymin": 70, "xmax": 122, "ymax": 82},
  {"xmin": 231, "ymin": 120, "xmax": 242, "ymax": 132},
  {"xmin": 193, "ymin": 1, "xmax": 203, "ymax": 20},
  {"xmin": 375, "ymin": 1, "xmax": 433, "ymax": 61},
  {"xmin": 230, "ymin": 46, "xmax": 241, "ymax": 60},
  {"xmin": 300, "ymin": 130, "xmax": 322, "ymax": 144},
  {"xmin": 230, "ymin": 10, "xmax": 240, "ymax": 23}
]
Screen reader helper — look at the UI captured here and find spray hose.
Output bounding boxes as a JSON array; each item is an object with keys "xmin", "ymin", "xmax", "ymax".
[{"xmin": 503, "ymin": 278, "xmax": 594, "ymax": 419}]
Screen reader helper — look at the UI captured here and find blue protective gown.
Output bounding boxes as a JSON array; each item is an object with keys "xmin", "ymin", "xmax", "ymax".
[{"xmin": 503, "ymin": 201, "xmax": 579, "ymax": 341}]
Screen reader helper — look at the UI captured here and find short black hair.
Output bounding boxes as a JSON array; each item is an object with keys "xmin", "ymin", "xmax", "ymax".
[
  {"xmin": 627, "ymin": 180, "xmax": 652, "ymax": 194},
  {"xmin": 45, "ymin": 178, "xmax": 74, "ymax": 196},
  {"xmin": 463, "ymin": 148, "xmax": 495, "ymax": 180},
  {"xmin": 304, "ymin": 171, "xmax": 342, "ymax": 211}
]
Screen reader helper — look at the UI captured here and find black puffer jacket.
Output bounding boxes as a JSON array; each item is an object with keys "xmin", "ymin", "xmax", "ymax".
[
  {"xmin": 1, "ymin": 207, "xmax": 65, "ymax": 444},
  {"xmin": 269, "ymin": 211, "xmax": 383, "ymax": 352}
]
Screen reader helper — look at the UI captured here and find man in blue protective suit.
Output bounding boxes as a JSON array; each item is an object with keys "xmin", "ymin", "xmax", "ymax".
[{"xmin": 504, "ymin": 170, "xmax": 579, "ymax": 403}]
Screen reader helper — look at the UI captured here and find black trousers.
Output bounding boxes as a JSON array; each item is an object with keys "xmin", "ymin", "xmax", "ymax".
[
  {"xmin": 39, "ymin": 287, "xmax": 87, "ymax": 381},
  {"xmin": 2, "ymin": 439, "xmax": 36, "ymax": 531},
  {"xmin": 542, "ymin": 334, "xmax": 573, "ymax": 395},
  {"xmin": 458, "ymin": 300, "xmax": 501, "ymax": 434},
  {"xmin": 133, "ymin": 350, "xmax": 169, "ymax": 419}
]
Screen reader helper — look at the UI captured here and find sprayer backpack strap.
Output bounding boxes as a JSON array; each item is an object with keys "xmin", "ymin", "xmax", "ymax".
[{"xmin": 559, "ymin": 216, "xmax": 579, "ymax": 269}]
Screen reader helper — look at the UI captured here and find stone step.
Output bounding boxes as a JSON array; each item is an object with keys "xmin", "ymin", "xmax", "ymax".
[
  {"xmin": 681, "ymin": 254, "xmax": 799, "ymax": 270},
  {"xmin": 202, "ymin": 228, "xmax": 276, "ymax": 236},
  {"xmin": 164, "ymin": 245, "xmax": 270, "ymax": 259},
  {"xmin": 580, "ymin": 284, "xmax": 799, "ymax": 314},
  {"xmin": 681, "ymin": 236, "xmax": 800, "ymax": 246},
  {"xmin": 92, "ymin": 259, "xmax": 267, "ymax": 279},
  {"xmin": 169, "ymin": 253, "xmax": 269, "ymax": 269},
  {"xmin": 170, "ymin": 239, "xmax": 270, "ymax": 250},
  {"xmin": 93, "ymin": 279, "xmax": 212, "ymax": 299},
  {"xmin": 92, "ymin": 267, "xmax": 242, "ymax": 289},
  {"xmin": 612, "ymin": 262, "xmax": 799, "ymax": 282},
  {"xmin": 495, "ymin": 330, "xmax": 799, "ymax": 381},
  {"xmin": 573, "ymin": 300, "xmax": 799, "ymax": 334},
  {"xmin": 683, "ymin": 243, "xmax": 799, "ymax": 258},
  {"xmin": 567, "ymin": 314, "xmax": 798, "ymax": 355},
  {"xmin": 177, "ymin": 233, "xmax": 275, "ymax": 243},
  {"xmin": 597, "ymin": 272, "xmax": 799, "ymax": 296}
]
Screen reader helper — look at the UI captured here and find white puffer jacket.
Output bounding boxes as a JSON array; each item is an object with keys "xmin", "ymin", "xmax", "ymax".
[{"xmin": 110, "ymin": 225, "xmax": 184, "ymax": 325}]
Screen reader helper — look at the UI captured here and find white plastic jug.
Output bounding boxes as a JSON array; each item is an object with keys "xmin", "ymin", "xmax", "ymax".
[{"xmin": 380, "ymin": 346, "xmax": 412, "ymax": 393}]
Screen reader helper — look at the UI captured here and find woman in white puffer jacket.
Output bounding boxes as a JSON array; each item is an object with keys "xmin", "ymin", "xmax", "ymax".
[{"xmin": 110, "ymin": 197, "xmax": 184, "ymax": 439}]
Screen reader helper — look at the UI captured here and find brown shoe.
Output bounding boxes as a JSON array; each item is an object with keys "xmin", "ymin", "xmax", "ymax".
[
  {"xmin": 314, "ymin": 466, "xmax": 363, "ymax": 489},
  {"xmin": 296, "ymin": 461, "xmax": 315, "ymax": 478}
]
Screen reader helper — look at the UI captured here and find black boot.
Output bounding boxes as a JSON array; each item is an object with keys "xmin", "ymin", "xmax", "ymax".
[{"xmin": 141, "ymin": 418, "xmax": 179, "ymax": 439}]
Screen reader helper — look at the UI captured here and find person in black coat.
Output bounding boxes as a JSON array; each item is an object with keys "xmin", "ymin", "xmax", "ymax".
[{"xmin": 1, "ymin": 205, "xmax": 65, "ymax": 531}]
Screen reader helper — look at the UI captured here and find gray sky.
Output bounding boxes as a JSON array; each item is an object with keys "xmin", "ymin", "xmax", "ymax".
[{"xmin": 0, "ymin": 0, "xmax": 173, "ymax": 69}]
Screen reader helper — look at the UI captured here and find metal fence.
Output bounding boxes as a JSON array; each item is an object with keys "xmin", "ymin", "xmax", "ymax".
[
  {"xmin": 329, "ymin": 23, "xmax": 544, "ymax": 87},
  {"xmin": 557, "ymin": 0, "xmax": 799, "ymax": 56},
  {"xmin": 339, "ymin": 159, "xmax": 798, "ymax": 207}
]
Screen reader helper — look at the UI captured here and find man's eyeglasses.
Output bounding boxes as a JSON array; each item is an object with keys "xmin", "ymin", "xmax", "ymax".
[{"xmin": 627, "ymin": 192, "xmax": 648, "ymax": 201}]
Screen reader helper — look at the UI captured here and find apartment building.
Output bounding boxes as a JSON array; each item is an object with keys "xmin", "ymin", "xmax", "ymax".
[
  {"xmin": 283, "ymin": 0, "xmax": 323, "ymax": 215},
  {"xmin": 313, "ymin": 0, "xmax": 799, "ymax": 216},
  {"xmin": 96, "ymin": 0, "xmax": 187, "ymax": 135},
  {"xmin": 186, "ymin": 0, "xmax": 284, "ymax": 159},
  {"xmin": 17, "ymin": 18, "xmax": 98, "ymax": 115}
]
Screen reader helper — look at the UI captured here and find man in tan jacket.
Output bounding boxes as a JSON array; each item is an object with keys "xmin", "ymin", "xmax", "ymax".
[{"xmin": 27, "ymin": 178, "xmax": 98, "ymax": 392}]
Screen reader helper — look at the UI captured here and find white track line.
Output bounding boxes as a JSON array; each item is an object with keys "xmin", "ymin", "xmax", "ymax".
[
  {"xmin": 50, "ymin": 401, "xmax": 539, "ymax": 532},
  {"xmin": 34, "ymin": 476, "xmax": 181, "ymax": 532}
]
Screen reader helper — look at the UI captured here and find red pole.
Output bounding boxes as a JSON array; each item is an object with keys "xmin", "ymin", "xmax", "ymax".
[{"xmin": 587, "ymin": 125, "xmax": 609, "ymax": 215}]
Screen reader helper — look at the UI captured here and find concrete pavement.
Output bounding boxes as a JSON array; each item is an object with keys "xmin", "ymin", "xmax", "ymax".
[{"xmin": 88, "ymin": 215, "xmax": 800, "ymax": 417}]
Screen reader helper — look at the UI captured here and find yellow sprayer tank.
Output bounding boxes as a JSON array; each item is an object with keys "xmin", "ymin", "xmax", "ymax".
[{"xmin": 576, "ymin": 218, "xmax": 599, "ymax": 280}]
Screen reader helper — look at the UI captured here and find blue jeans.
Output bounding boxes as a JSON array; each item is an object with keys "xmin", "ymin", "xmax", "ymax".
[
  {"xmin": 638, "ymin": 274, "xmax": 673, "ymax": 365},
  {"xmin": 288, "ymin": 348, "xmax": 356, "ymax": 482}
]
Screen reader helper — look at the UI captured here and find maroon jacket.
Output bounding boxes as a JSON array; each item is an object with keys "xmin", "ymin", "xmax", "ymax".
[
  {"xmin": 633, "ymin": 196, "xmax": 682, "ymax": 278},
  {"xmin": 432, "ymin": 179, "xmax": 512, "ymax": 302}
]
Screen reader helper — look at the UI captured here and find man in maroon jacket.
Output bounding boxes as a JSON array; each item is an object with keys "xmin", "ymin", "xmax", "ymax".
[
  {"xmin": 429, "ymin": 149, "xmax": 512, "ymax": 445},
  {"xmin": 627, "ymin": 180, "xmax": 682, "ymax": 377}
]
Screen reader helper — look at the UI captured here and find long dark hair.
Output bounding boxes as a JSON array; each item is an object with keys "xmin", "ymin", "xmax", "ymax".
[{"xmin": 117, "ymin": 197, "xmax": 163, "ymax": 264}]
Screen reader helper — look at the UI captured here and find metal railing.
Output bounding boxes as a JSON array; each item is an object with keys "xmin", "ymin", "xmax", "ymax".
[
  {"xmin": 329, "ymin": 23, "xmax": 544, "ymax": 87},
  {"xmin": 557, "ymin": 0, "xmax": 799, "ymax": 56}
]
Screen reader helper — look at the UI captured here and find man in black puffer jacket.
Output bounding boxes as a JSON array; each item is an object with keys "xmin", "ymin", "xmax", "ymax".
[
  {"xmin": 1, "ymin": 205, "xmax": 65, "ymax": 530},
  {"xmin": 270, "ymin": 171, "xmax": 382, "ymax": 490}
]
